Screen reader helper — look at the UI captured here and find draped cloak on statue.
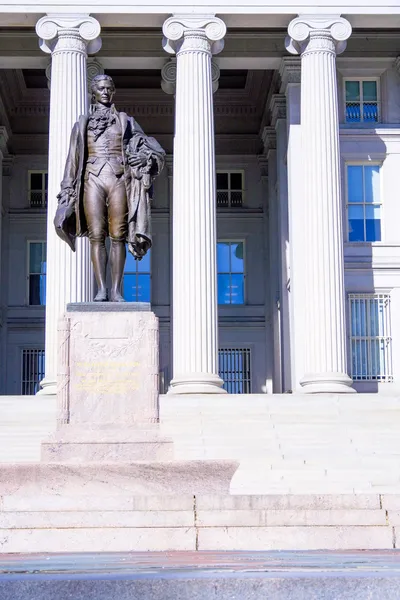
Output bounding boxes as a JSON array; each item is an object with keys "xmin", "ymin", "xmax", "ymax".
[{"xmin": 54, "ymin": 107, "xmax": 165, "ymax": 260}]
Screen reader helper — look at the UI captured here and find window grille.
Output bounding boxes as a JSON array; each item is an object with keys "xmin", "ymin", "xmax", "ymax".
[
  {"xmin": 346, "ymin": 164, "xmax": 381, "ymax": 242},
  {"xmin": 217, "ymin": 241, "xmax": 245, "ymax": 305},
  {"xmin": 28, "ymin": 241, "xmax": 47, "ymax": 305},
  {"xmin": 348, "ymin": 293, "xmax": 392, "ymax": 382},
  {"xmin": 21, "ymin": 349, "xmax": 45, "ymax": 395},
  {"xmin": 219, "ymin": 348, "xmax": 251, "ymax": 393},
  {"xmin": 216, "ymin": 172, "xmax": 244, "ymax": 208},
  {"xmin": 123, "ymin": 246, "xmax": 151, "ymax": 302},
  {"xmin": 344, "ymin": 79, "xmax": 379, "ymax": 123},
  {"xmin": 29, "ymin": 171, "xmax": 48, "ymax": 208}
]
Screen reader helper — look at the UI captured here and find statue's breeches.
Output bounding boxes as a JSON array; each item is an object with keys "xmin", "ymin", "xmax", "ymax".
[{"xmin": 83, "ymin": 166, "xmax": 128, "ymax": 242}]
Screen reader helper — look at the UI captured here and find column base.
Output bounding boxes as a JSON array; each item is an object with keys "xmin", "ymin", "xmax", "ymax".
[
  {"xmin": 300, "ymin": 372, "xmax": 356, "ymax": 394},
  {"xmin": 36, "ymin": 378, "xmax": 57, "ymax": 396},
  {"xmin": 167, "ymin": 373, "xmax": 227, "ymax": 395}
]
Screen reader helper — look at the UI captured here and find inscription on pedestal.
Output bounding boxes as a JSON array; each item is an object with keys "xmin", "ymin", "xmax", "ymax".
[{"xmin": 75, "ymin": 360, "xmax": 140, "ymax": 394}]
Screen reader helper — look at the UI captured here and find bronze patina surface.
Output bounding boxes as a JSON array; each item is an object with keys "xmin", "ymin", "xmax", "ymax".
[{"xmin": 54, "ymin": 74, "xmax": 165, "ymax": 302}]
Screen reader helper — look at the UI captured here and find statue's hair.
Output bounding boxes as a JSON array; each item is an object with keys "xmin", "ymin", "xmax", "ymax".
[{"xmin": 90, "ymin": 74, "xmax": 115, "ymax": 93}]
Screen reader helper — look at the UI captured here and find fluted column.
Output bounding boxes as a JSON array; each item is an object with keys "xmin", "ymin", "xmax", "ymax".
[
  {"xmin": 286, "ymin": 15, "xmax": 355, "ymax": 393},
  {"xmin": 36, "ymin": 14, "xmax": 101, "ymax": 395},
  {"xmin": 163, "ymin": 15, "xmax": 226, "ymax": 394}
]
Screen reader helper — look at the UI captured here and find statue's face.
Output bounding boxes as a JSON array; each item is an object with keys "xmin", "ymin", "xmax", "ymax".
[{"xmin": 92, "ymin": 79, "xmax": 115, "ymax": 107}]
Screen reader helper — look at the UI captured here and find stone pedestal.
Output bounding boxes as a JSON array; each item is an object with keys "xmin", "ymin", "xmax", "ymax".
[{"xmin": 42, "ymin": 303, "xmax": 173, "ymax": 462}]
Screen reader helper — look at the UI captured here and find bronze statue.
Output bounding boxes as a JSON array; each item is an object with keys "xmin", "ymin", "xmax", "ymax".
[{"xmin": 54, "ymin": 74, "xmax": 165, "ymax": 302}]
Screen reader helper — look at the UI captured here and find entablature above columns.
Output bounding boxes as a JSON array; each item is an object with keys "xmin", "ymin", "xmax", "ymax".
[{"xmin": 1, "ymin": 27, "xmax": 400, "ymax": 70}]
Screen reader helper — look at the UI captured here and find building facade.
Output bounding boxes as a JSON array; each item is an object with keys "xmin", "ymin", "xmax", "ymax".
[{"xmin": 0, "ymin": 5, "xmax": 400, "ymax": 396}]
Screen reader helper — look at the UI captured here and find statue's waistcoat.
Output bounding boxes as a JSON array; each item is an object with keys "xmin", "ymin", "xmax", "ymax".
[{"xmin": 86, "ymin": 120, "xmax": 124, "ymax": 177}]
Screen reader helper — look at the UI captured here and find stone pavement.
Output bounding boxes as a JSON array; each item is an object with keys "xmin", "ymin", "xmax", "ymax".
[{"xmin": 1, "ymin": 551, "xmax": 400, "ymax": 599}]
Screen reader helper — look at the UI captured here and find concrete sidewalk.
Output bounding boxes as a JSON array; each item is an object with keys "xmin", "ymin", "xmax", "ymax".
[{"xmin": 1, "ymin": 550, "xmax": 400, "ymax": 599}]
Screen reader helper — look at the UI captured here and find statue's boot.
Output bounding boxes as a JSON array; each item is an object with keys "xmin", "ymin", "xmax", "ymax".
[
  {"xmin": 91, "ymin": 240, "xmax": 108, "ymax": 302},
  {"xmin": 110, "ymin": 239, "xmax": 126, "ymax": 303}
]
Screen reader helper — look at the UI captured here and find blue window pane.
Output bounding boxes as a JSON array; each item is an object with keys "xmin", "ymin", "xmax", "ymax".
[
  {"xmin": 345, "ymin": 81, "xmax": 360, "ymax": 101},
  {"xmin": 123, "ymin": 273, "xmax": 151, "ymax": 302},
  {"xmin": 230, "ymin": 273, "xmax": 244, "ymax": 304},
  {"xmin": 217, "ymin": 243, "xmax": 230, "ymax": 272},
  {"xmin": 369, "ymin": 302, "xmax": 380, "ymax": 337},
  {"xmin": 365, "ymin": 205, "xmax": 381, "ymax": 241},
  {"xmin": 362, "ymin": 80, "xmax": 377, "ymax": 102},
  {"xmin": 29, "ymin": 274, "xmax": 46, "ymax": 305},
  {"xmin": 346, "ymin": 104, "xmax": 361, "ymax": 123},
  {"xmin": 218, "ymin": 273, "xmax": 231, "ymax": 304},
  {"xmin": 364, "ymin": 166, "xmax": 380, "ymax": 203},
  {"xmin": 30, "ymin": 243, "xmax": 44, "ymax": 273},
  {"xmin": 347, "ymin": 166, "xmax": 363, "ymax": 203},
  {"xmin": 40, "ymin": 275, "xmax": 46, "ymax": 305},
  {"xmin": 230, "ymin": 242, "xmax": 244, "ymax": 273},
  {"xmin": 124, "ymin": 249, "xmax": 137, "ymax": 272},
  {"xmin": 348, "ymin": 205, "xmax": 364, "ymax": 241},
  {"xmin": 351, "ymin": 299, "xmax": 366, "ymax": 337},
  {"xmin": 124, "ymin": 246, "xmax": 151, "ymax": 274},
  {"xmin": 123, "ymin": 274, "xmax": 138, "ymax": 301},
  {"xmin": 137, "ymin": 274, "xmax": 151, "ymax": 302},
  {"xmin": 138, "ymin": 249, "xmax": 151, "ymax": 273}
]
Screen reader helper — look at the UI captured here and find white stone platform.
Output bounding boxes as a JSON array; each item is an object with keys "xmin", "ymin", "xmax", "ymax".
[
  {"xmin": 2, "ymin": 393, "xmax": 400, "ymax": 493},
  {"xmin": 1, "ymin": 393, "xmax": 400, "ymax": 552}
]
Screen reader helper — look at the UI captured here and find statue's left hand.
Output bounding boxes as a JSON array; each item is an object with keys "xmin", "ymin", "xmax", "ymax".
[{"xmin": 128, "ymin": 152, "xmax": 149, "ymax": 168}]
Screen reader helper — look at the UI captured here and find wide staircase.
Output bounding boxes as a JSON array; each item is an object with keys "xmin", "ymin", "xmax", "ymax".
[{"xmin": 0, "ymin": 393, "xmax": 400, "ymax": 552}]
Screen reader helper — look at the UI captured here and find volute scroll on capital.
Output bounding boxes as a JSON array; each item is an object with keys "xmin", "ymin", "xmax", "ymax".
[
  {"xmin": 162, "ymin": 15, "xmax": 227, "ymax": 55},
  {"xmin": 36, "ymin": 14, "xmax": 102, "ymax": 55},
  {"xmin": 285, "ymin": 15, "xmax": 352, "ymax": 56}
]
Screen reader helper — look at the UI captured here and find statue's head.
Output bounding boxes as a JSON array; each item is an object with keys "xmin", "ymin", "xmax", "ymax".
[{"xmin": 91, "ymin": 74, "xmax": 116, "ymax": 107}]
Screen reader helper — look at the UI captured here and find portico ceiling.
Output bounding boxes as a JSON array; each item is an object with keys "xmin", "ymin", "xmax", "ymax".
[{"xmin": 0, "ymin": 66, "xmax": 273, "ymax": 155}]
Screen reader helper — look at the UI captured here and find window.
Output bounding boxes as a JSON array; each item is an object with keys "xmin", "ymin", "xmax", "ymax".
[
  {"xmin": 344, "ymin": 79, "xmax": 379, "ymax": 123},
  {"xmin": 123, "ymin": 247, "xmax": 151, "ymax": 302},
  {"xmin": 21, "ymin": 349, "xmax": 45, "ymax": 395},
  {"xmin": 219, "ymin": 348, "xmax": 251, "ymax": 393},
  {"xmin": 216, "ymin": 172, "xmax": 244, "ymax": 208},
  {"xmin": 29, "ymin": 171, "xmax": 48, "ymax": 208},
  {"xmin": 346, "ymin": 164, "xmax": 381, "ymax": 242},
  {"xmin": 348, "ymin": 293, "xmax": 392, "ymax": 382},
  {"xmin": 217, "ymin": 241, "xmax": 244, "ymax": 304},
  {"xmin": 28, "ymin": 242, "xmax": 46, "ymax": 305}
]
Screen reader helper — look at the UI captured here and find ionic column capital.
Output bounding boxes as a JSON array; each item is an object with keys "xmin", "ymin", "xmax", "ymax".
[
  {"xmin": 162, "ymin": 14, "xmax": 226, "ymax": 56},
  {"xmin": 161, "ymin": 58, "xmax": 177, "ymax": 95},
  {"xmin": 36, "ymin": 14, "xmax": 102, "ymax": 55},
  {"xmin": 286, "ymin": 15, "xmax": 352, "ymax": 56}
]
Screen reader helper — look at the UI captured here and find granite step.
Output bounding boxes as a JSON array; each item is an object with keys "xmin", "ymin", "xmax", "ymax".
[{"xmin": 0, "ymin": 493, "xmax": 398, "ymax": 553}]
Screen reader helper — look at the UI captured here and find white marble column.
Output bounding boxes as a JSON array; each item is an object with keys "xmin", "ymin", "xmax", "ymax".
[
  {"xmin": 162, "ymin": 15, "xmax": 226, "ymax": 394},
  {"xmin": 36, "ymin": 14, "xmax": 101, "ymax": 395},
  {"xmin": 286, "ymin": 15, "xmax": 355, "ymax": 393}
]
